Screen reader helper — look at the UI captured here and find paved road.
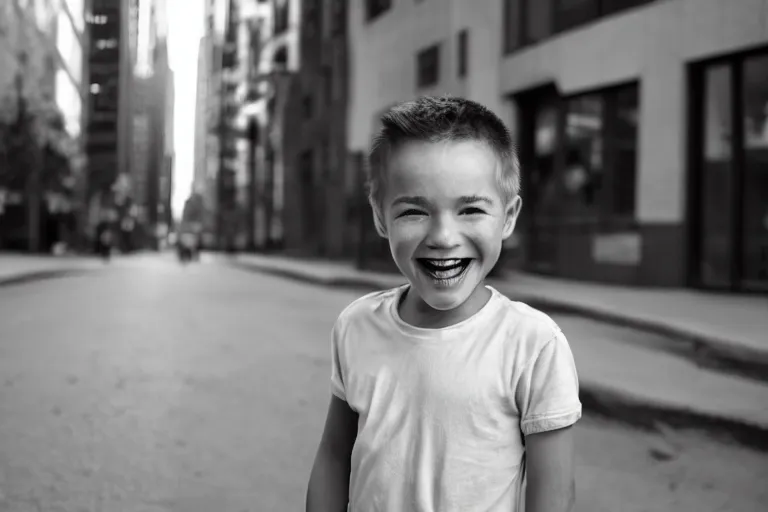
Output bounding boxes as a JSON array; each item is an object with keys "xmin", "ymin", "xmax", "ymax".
[{"xmin": 0, "ymin": 254, "xmax": 765, "ymax": 512}]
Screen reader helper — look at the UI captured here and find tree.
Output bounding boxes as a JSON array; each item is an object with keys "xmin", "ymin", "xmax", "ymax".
[{"xmin": 0, "ymin": 88, "xmax": 83, "ymax": 250}]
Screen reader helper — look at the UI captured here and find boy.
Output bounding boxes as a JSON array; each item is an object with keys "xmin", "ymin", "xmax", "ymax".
[{"xmin": 306, "ymin": 96, "xmax": 581, "ymax": 512}]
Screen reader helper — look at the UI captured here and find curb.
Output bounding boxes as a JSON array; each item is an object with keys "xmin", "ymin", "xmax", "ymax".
[
  {"xmin": 0, "ymin": 268, "xmax": 95, "ymax": 288},
  {"xmin": 228, "ymin": 259, "xmax": 768, "ymax": 451},
  {"xmin": 579, "ymin": 384, "xmax": 768, "ymax": 453},
  {"xmin": 500, "ymin": 295, "xmax": 768, "ymax": 385},
  {"xmin": 228, "ymin": 259, "xmax": 768, "ymax": 384}
]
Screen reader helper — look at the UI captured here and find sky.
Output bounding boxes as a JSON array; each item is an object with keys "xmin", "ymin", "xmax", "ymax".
[{"xmin": 166, "ymin": 0, "xmax": 204, "ymax": 218}]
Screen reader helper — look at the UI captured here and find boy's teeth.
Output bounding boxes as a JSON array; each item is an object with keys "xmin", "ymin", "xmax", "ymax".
[{"xmin": 428, "ymin": 259, "xmax": 461, "ymax": 267}]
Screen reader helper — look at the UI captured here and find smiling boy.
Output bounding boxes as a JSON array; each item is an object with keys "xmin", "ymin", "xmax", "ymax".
[{"xmin": 306, "ymin": 96, "xmax": 582, "ymax": 512}]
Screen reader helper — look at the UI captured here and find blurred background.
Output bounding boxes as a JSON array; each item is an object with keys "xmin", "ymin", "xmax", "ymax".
[{"xmin": 0, "ymin": 0, "xmax": 767, "ymax": 511}]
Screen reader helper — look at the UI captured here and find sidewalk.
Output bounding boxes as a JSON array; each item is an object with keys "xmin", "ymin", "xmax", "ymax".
[
  {"xmin": 0, "ymin": 253, "xmax": 103, "ymax": 286},
  {"xmin": 227, "ymin": 253, "xmax": 768, "ymax": 375},
  {"xmin": 226, "ymin": 253, "xmax": 768, "ymax": 450}
]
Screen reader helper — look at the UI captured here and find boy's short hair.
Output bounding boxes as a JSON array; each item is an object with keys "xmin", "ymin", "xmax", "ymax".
[{"xmin": 367, "ymin": 96, "xmax": 521, "ymax": 224}]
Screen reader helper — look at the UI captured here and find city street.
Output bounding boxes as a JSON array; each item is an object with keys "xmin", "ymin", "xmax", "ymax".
[{"xmin": 0, "ymin": 254, "xmax": 766, "ymax": 512}]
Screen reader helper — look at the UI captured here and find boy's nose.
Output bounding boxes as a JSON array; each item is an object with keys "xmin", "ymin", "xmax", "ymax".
[{"xmin": 425, "ymin": 217, "xmax": 461, "ymax": 250}]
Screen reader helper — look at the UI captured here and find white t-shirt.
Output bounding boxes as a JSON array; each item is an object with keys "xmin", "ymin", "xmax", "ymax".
[{"xmin": 330, "ymin": 285, "xmax": 582, "ymax": 512}]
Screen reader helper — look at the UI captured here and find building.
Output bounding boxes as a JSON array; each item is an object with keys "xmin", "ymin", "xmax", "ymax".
[
  {"xmin": 85, "ymin": 0, "xmax": 139, "ymax": 242},
  {"xmin": 500, "ymin": 0, "xmax": 768, "ymax": 292},
  {"xmin": 282, "ymin": 0, "xmax": 350, "ymax": 258},
  {"xmin": 190, "ymin": 0, "xmax": 229, "ymax": 247},
  {"xmin": 0, "ymin": 0, "xmax": 88, "ymax": 250},
  {"xmin": 127, "ymin": 0, "xmax": 174, "ymax": 247},
  {"xmin": 193, "ymin": 35, "xmax": 211, "ymax": 206},
  {"xmin": 234, "ymin": 0, "xmax": 302, "ymax": 251},
  {"xmin": 346, "ymin": 0, "xmax": 768, "ymax": 292},
  {"xmin": 198, "ymin": 0, "xmax": 301, "ymax": 251}
]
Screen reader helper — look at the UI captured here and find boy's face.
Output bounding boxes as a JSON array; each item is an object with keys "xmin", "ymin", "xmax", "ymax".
[{"xmin": 380, "ymin": 140, "xmax": 521, "ymax": 312}]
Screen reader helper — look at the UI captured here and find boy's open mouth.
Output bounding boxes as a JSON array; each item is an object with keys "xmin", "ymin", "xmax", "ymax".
[{"xmin": 416, "ymin": 258, "xmax": 472, "ymax": 281}]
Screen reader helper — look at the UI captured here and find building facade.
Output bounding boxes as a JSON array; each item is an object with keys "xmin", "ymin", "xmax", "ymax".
[
  {"xmin": 346, "ymin": 0, "xmax": 768, "ymax": 292},
  {"xmin": 282, "ymin": 0, "xmax": 350, "ymax": 258},
  {"xmin": 500, "ymin": 0, "xmax": 768, "ymax": 292}
]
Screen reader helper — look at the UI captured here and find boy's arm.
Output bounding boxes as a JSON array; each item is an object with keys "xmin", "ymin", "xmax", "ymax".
[
  {"xmin": 306, "ymin": 395, "xmax": 359, "ymax": 512},
  {"xmin": 525, "ymin": 425, "xmax": 576, "ymax": 512}
]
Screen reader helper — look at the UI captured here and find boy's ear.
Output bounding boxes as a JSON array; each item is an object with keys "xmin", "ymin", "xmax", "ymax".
[
  {"xmin": 372, "ymin": 204, "xmax": 388, "ymax": 238},
  {"xmin": 502, "ymin": 195, "xmax": 522, "ymax": 240}
]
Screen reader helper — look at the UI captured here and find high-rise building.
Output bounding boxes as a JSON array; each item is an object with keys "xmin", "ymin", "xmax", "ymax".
[
  {"xmin": 85, "ymin": 0, "xmax": 138, "ymax": 235},
  {"xmin": 193, "ymin": 35, "xmax": 210, "ymax": 198},
  {"xmin": 128, "ymin": 0, "xmax": 174, "ymax": 247}
]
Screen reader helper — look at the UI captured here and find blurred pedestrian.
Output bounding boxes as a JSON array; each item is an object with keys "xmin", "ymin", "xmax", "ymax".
[
  {"xmin": 98, "ymin": 227, "xmax": 113, "ymax": 261},
  {"xmin": 306, "ymin": 96, "xmax": 582, "ymax": 512}
]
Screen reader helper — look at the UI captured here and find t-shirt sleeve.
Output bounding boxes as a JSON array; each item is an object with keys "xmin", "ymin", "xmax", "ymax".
[
  {"xmin": 330, "ymin": 318, "xmax": 347, "ymax": 402},
  {"xmin": 515, "ymin": 329, "xmax": 582, "ymax": 436}
]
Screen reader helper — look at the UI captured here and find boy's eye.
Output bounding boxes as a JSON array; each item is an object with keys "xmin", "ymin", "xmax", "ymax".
[
  {"xmin": 461, "ymin": 207, "xmax": 486, "ymax": 215},
  {"xmin": 397, "ymin": 209, "xmax": 426, "ymax": 218}
]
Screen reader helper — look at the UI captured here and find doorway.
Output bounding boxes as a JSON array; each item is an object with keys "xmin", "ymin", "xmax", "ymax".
[{"xmin": 690, "ymin": 48, "xmax": 768, "ymax": 292}]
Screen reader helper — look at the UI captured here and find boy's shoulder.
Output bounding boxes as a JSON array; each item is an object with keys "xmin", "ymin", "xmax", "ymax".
[
  {"xmin": 334, "ymin": 285, "xmax": 404, "ymax": 329},
  {"xmin": 488, "ymin": 288, "xmax": 565, "ymax": 350}
]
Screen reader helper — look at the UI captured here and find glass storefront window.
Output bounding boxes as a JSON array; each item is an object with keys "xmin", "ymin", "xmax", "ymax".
[
  {"xmin": 532, "ymin": 103, "xmax": 561, "ymax": 219},
  {"xmin": 699, "ymin": 64, "xmax": 734, "ymax": 288},
  {"xmin": 610, "ymin": 86, "xmax": 639, "ymax": 216},
  {"xmin": 741, "ymin": 54, "xmax": 768, "ymax": 288},
  {"xmin": 562, "ymin": 84, "xmax": 638, "ymax": 221},
  {"xmin": 565, "ymin": 94, "xmax": 603, "ymax": 219}
]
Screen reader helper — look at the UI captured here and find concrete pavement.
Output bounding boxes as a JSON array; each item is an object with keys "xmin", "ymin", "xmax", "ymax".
[
  {"xmin": 0, "ymin": 256, "xmax": 766, "ymax": 511},
  {"xmin": 0, "ymin": 251, "xmax": 160, "ymax": 287},
  {"xmin": 226, "ymin": 253, "xmax": 768, "ymax": 449},
  {"xmin": 0, "ymin": 253, "xmax": 103, "ymax": 286}
]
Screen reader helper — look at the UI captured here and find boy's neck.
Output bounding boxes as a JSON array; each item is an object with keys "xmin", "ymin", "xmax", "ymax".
[{"xmin": 398, "ymin": 283, "xmax": 492, "ymax": 329}]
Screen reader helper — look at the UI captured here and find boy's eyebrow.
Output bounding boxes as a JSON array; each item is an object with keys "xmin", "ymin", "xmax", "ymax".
[
  {"xmin": 458, "ymin": 195, "xmax": 494, "ymax": 205},
  {"xmin": 392, "ymin": 196, "xmax": 430, "ymax": 207},
  {"xmin": 391, "ymin": 195, "xmax": 495, "ymax": 207}
]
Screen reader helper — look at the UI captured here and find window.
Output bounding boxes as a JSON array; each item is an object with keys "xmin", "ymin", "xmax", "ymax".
[
  {"xmin": 692, "ymin": 49, "xmax": 768, "ymax": 290},
  {"xmin": 563, "ymin": 84, "xmax": 639, "ymax": 219},
  {"xmin": 417, "ymin": 44, "xmax": 440, "ymax": 88},
  {"xmin": 504, "ymin": 0, "xmax": 655, "ymax": 52},
  {"xmin": 95, "ymin": 38, "xmax": 118, "ymax": 50},
  {"xmin": 365, "ymin": 0, "xmax": 391, "ymax": 22},
  {"xmin": 86, "ymin": 14, "xmax": 108, "ymax": 24},
  {"xmin": 457, "ymin": 30, "xmax": 468, "ymax": 78},
  {"xmin": 517, "ymin": 83, "xmax": 639, "ymax": 225},
  {"xmin": 554, "ymin": 0, "xmax": 599, "ymax": 32},
  {"xmin": 741, "ymin": 54, "xmax": 768, "ymax": 287}
]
